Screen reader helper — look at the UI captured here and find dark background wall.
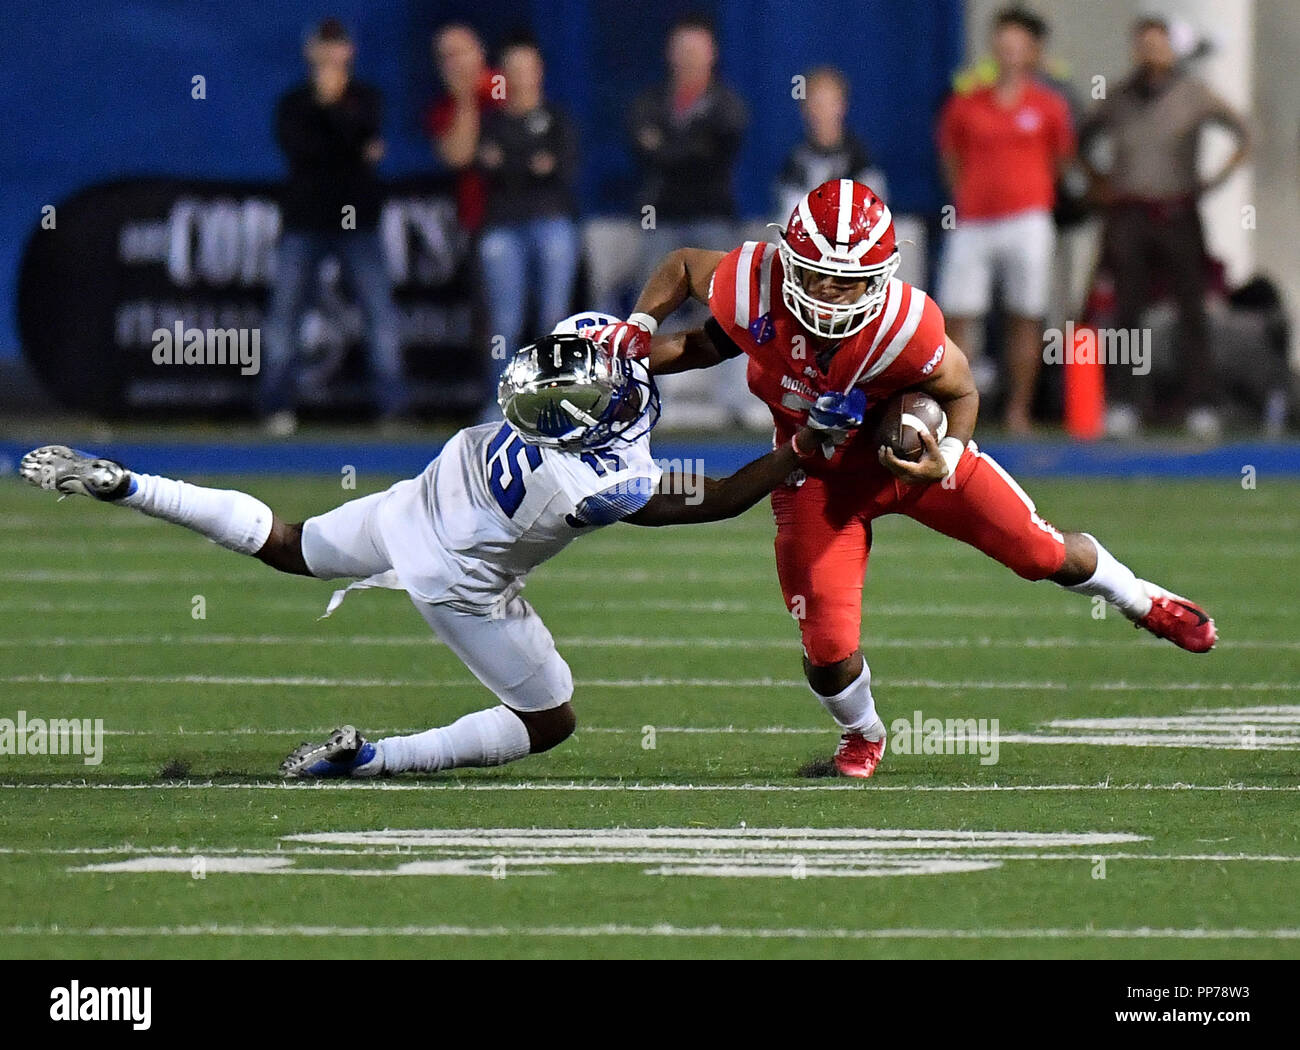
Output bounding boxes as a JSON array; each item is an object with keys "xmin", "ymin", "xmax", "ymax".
[{"xmin": 1, "ymin": 0, "xmax": 963, "ymax": 359}]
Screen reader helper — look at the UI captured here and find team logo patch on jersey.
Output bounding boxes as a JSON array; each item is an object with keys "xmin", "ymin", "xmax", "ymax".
[
  {"xmin": 748, "ymin": 313, "xmax": 775, "ymax": 345},
  {"xmin": 920, "ymin": 344, "xmax": 945, "ymax": 376}
]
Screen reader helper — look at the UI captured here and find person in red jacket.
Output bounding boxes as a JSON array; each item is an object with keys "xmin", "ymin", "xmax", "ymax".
[
  {"xmin": 936, "ymin": 7, "xmax": 1075, "ymax": 433},
  {"xmin": 424, "ymin": 23, "xmax": 502, "ymax": 233}
]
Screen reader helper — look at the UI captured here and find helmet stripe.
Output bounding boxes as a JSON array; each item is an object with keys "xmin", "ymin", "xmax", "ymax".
[
  {"xmin": 836, "ymin": 178, "xmax": 854, "ymax": 244},
  {"xmin": 861, "ymin": 204, "xmax": 893, "ymax": 253},
  {"xmin": 734, "ymin": 241, "xmax": 758, "ymax": 328},
  {"xmin": 797, "ymin": 194, "xmax": 835, "ymax": 256}
]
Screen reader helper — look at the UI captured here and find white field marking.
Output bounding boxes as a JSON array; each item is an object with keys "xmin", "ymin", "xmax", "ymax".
[
  {"xmin": 67, "ymin": 857, "xmax": 295, "ymax": 874},
  {"xmin": 285, "ymin": 827, "xmax": 1149, "ymax": 849},
  {"xmin": 0, "ymin": 564, "xmax": 1244, "ymax": 588},
  {"xmin": 1003, "ymin": 705, "xmax": 1300, "ymax": 751},
  {"xmin": 995, "ymin": 733, "xmax": 1299, "ymax": 751},
  {"xmin": 0, "ymin": 599, "xmax": 331, "ymax": 614},
  {"xmin": 0, "ymin": 596, "xmax": 1291, "ymax": 622},
  {"xmin": 10, "ymin": 843, "xmax": 1300, "ymax": 864},
  {"xmin": 0, "ymin": 569, "xmax": 269, "ymax": 584},
  {"xmin": 64, "ymin": 856, "xmax": 998, "ymax": 879},
  {"xmin": 20, "ymin": 718, "xmax": 1300, "ymax": 752},
  {"xmin": 1051, "ymin": 706, "xmax": 1300, "ymax": 728},
  {"xmin": 4, "ymin": 673, "xmax": 1298, "ymax": 693},
  {"xmin": 68, "ymin": 826, "xmax": 1147, "ymax": 880},
  {"xmin": 5, "ymin": 781, "xmax": 1300, "ymax": 793},
  {"xmin": 0, "ymin": 568, "xmax": 768, "ymax": 586},
  {"xmin": 0, "ymin": 515, "xmax": 157, "ymax": 530},
  {"xmin": 1, "ymin": 633, "xmax": 1295, "ymax": 652},
  {"xmin": 2, "ymin": 923, "xmax": 1299, "ymax": 941},
  {"xmin": 21, "ymin": 533, "xmax": 1285, "ymax": 559}
]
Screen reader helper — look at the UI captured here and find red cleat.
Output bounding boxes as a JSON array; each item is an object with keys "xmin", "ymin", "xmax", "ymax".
[
  {"xmin": 833, "ymin": 728, "xmax": 887, "ymax": 778},
  {"xmin": 1136, "ymin": 590, "xmax": 1217, "ymax": 653}
]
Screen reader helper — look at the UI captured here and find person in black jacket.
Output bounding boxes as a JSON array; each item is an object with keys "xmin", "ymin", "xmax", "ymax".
[
  {"xmin": 628, "ymin": 15, "xmax": 747, "ymax": 258},
  {"xmin": 775, "ymin": 67, "xmax": 887, "ymax": 221},
  {"xmin": 626, "ymin": 15, "xmax": 755, "ymax": 428},
  {"xmin": 260, "ymin": 18, "xmax": 406, "ymax": 435},
  {"xmin": 475, "ymin": 35, "xmax": 580, "ymax": 419}
]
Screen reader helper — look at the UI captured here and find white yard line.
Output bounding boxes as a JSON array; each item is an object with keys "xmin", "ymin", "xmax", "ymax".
[
  {"xmin": 2, "ymin": 673, "xmax": 1295, "ymax": 692},
  {"xmin": 1, "ymin": 634, "xmax": 1295, "ymax": 651},
  {"xmin": 4, "ymin": 845, "xmax": 1297, "ymax": 863},
  {"xmin": 0, "ymin": 922, "xmax": 1296, "ymax": 940}
]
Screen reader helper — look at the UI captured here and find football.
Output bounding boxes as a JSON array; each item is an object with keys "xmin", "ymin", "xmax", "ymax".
[{"xmin": 875, "ymin": 391, "xmax": 948, "ymax": 461}]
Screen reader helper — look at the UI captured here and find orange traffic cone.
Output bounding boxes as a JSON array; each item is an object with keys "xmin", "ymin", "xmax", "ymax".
[{"xmin": 1064, "ymin": 323, "xmax": 1105, "ymax": 441}]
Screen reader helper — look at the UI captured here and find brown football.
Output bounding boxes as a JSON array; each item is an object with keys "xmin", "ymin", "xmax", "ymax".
[{"xmin": 874, "ymin": 391, "xmax": 948, "ymax": 462}]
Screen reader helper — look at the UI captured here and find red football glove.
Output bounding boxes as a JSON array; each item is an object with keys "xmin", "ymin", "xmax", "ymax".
[{"xmin": 587, "ymin": 314, "xmax": 656, "ymax": 359}]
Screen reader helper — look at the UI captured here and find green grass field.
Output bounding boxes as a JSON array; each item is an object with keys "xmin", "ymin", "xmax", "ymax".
[{"xmin": 1, "ymin": 470, "xmax": 1297, "ymax": 959}]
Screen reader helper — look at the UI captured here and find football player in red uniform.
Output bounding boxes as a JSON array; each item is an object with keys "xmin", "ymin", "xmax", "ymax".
[{"xmin": 594, "ymin": 179, "xmax": 1216, "ymax": 778}]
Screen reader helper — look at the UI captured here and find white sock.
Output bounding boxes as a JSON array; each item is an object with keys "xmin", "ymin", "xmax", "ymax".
[
  {"xmin": 117, "ymin": 473, "xmax": 273, "ymax": 555},
  {"xmin": 813, "ymin": 661, "xmax": 883, "ymax": 738},
  {"xmin": 1064, "ymin": 533, "xmax": 1152, "ymax": 620},
  {"xmin": 378, "ymin": 705, "xmax": 531, "ymax": 773}
]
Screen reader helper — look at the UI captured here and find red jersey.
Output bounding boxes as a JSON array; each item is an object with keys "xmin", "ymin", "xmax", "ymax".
[
  {"xmin": 708, "ymin": 240, "xmax": 948, "ymax": 475},
  {"xmin": 936, "ymin": 81, "xmax": 1074, "ymax": 220}
]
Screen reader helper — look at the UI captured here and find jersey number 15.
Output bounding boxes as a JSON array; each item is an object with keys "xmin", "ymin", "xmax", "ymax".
[{"xmin": 486, "ymin": 424, "xmax": 543, "ymax": 518}]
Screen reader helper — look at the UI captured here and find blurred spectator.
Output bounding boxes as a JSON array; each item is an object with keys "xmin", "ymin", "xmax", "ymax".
[
  {"xmin": 425, "ymin": 23, "xmax": 501, "ymax": 233},
  {"xmin": 261, "ymin": 18, "xmax": 405, "ymax": 436},
  {"xmin": 476, "ymin": 35, "xmax": 580, "ymax": 418},
  {"xmin": 951, "ymin": 9, "xmax": 1090, "ymax": 229},
  {"xmin": 936, "ymin": 7, "xmax": 1075, "ymax": 434},
  {"xmin": 775, "ymin": 66, "xmax": 887, "ymax": 221},
  {"xmin": 628, "ymin": 15, "xmax": 757, "ymax": 428},
  {"xmin": 1079, "ymin": 16, "xmax": 1251, "ymax": 440},
  {"xmin": 628, "ymin": 15, "xmax": 747, "ymax": 258}
]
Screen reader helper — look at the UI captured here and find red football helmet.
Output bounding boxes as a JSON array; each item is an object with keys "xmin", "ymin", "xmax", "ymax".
[{"xmin": 777, "ymin": 179, "xmax": 900, "ymax": 339}]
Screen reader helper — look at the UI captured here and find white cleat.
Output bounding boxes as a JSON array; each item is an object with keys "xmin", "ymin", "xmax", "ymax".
[{"xmin": 19, "ymin": 445, "xmax": 131, "ymax": 500}]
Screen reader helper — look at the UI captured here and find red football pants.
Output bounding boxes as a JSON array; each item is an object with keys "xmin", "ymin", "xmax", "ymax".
[{"xmin": 772, "ymin": 444, "xmax": 1068, "ymax": 666}]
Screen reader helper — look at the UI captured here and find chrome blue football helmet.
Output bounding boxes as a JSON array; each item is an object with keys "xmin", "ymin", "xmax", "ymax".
[{"xmin": 497, "ymin": 332, "xmax": 660, "ymax": 450}]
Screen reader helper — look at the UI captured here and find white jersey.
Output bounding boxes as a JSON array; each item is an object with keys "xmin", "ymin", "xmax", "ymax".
[{"xmin": 366, "ymin": 420, "xmax": 662, "ymax": 611}]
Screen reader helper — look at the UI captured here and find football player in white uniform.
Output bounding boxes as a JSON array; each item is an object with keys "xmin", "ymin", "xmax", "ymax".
[{"xmin": 20, "ymin": 313, "xmax": 866, "ymax": 778}]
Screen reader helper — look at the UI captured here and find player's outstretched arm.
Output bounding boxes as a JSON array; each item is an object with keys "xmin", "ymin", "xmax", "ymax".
[
  {"xmin": 623, "ymin": 427, "xmax": 817, "ymax": 527},
  {"xmin": 634, "ymin": 247, "xmax": 726, "ymax": 322},
  {"xmin": 626, "ymin": 391, "xmax": 864, "ymax": 527},
  {"xmin": 587, "ymin": 248, "xmax": 727, "ymax": 371},
  {"xmin": 647, "ymin": 325, "xmax": 729, "ymax": 375}
]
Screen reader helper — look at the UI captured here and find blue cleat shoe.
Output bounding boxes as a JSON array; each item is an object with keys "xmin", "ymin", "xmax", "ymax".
[{"xmin": 280, "ymin": 725, "xmax": 383, "ymax": 778}]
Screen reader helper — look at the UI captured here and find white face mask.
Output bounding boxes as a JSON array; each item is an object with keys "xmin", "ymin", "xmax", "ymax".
[{"xmin": 778, "ymin": 240, "xmax": 900, "ymax": 339}]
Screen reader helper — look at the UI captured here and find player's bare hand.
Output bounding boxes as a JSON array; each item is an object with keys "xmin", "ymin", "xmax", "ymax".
[{"xmin": 879, "ymin": 428, "xmax": 947, "ymax": 484}]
